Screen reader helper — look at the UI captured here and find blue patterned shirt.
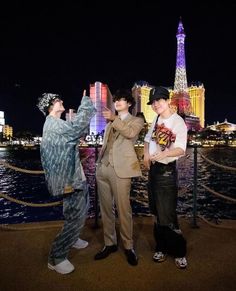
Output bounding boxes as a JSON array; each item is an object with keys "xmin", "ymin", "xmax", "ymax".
[{"xmin": 40, "ymin": 96, "xmax": 96, "ymax": 196}]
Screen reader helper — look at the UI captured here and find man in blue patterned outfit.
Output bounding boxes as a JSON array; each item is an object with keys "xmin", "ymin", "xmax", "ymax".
[{"xmin": 37, "ymin": 90, "xmax": 96, "ymax": 274}]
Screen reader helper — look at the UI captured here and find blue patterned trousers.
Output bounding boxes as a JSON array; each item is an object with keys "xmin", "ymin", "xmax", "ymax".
[{"xmin": 48, "ymin": 184, "xmax": 89, "ymax": 265}]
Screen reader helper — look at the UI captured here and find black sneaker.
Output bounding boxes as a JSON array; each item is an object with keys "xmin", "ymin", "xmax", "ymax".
[
  {"xmin": 124, "ymin": 249, "xmax": 138, "ymax": 266},
  {"xmin": 94, "ymin": 245, "xmax": 118, "ymax": 260}
]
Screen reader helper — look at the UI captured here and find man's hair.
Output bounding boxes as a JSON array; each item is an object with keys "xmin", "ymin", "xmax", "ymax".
[{"xmin": 112, "ymin": 89, "xmax": 136, "ymax": 109}]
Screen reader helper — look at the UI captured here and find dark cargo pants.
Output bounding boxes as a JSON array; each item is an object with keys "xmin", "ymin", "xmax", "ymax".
[{"xmin": 148, "ymin": 161, "xmax": 186, "ymax": 258}]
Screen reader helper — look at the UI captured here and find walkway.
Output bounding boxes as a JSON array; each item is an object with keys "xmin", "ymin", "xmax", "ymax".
[{"xmin": 0, "ymin": 217, "xmax": 235, "ymax": 291}]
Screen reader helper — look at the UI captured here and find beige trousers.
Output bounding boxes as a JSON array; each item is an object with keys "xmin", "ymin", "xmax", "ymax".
[{"xmin": 96, "ymin": 163, "xmax": 133, "ymax": 249}]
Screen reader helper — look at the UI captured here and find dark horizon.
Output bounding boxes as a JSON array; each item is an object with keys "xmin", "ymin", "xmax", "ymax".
[{"xmin": 0, "ymin": 2, "xmax": 236, "ymax": 134}]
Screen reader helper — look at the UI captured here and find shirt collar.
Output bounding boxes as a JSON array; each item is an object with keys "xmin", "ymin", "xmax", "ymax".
[{"xmin": 118, "ymin": 112, "xmax": 129, "ymax": 121}]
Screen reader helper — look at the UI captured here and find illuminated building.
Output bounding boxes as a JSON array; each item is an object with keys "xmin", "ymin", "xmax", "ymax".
[
  {"xmin": 189, "ymin": 119, "xmax": 236, "ymax": 147},
  {"xmin": 207, "ymin": 119, "xmax": 236, "ymax": 134},
  {"xmin": 140, "ymin": 86, "xmax": 156, "ymax": 124},
  {"xmin": 0, "ymin": 111, "xmax": 13, "ymax": 140},
  {"xmin": 132, "ymin": 82, "xmax": 155, "ymax": 124},
  {"xmin": 171, "ymin": 19, "xmax": 201, "ymax": 131},
  {"xmin": 0, "ymin": 111, "xmax": 5, "ymax": 133},
  {"xmin": 188, "ymin": 84, "xmax": 205, "ymax": 128},
  {"xmin": 170, "ymin": 83, "xmax": 205, "ymax": 128},
  {"xmin": 3, "ymin": 125, "xmax": 13, "ymax": 139},
  {"xmin": 132, "ymin": 80, "xmax": 149, "ymax": 115},
  {"xmin": 89, "ymin": 81, "xmax": 113, "ymax": 135}
]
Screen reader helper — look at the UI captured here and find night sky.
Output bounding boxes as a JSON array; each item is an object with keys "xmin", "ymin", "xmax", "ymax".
[{"xmin": 0, "ymin": 1, "xmax": 236, "ymax": 134}]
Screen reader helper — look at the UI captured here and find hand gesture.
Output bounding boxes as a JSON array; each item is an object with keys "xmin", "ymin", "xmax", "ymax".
[
  {"xmin": 102, "ymin": 106, "xmax": 116, "ymax": 121},
  {"xmin": 150, "ymin": 151, "xmax": 167, "ymax": 162}
]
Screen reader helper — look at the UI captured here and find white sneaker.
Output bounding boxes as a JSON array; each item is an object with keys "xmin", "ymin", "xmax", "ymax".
[
  {"xmin": 73, "ymin": 238, "xmax": 89, "ymax": 249},
  {"xmin": 153, "ymin": 252, "xmax": 167, "ymax": 262},
  {"xmin": 175, "ymin": 257, "xmax": 188, "ymax": 269},
  {"xmin": 48, "ymin": 259, "xmax": 75, "ymax": 274}
]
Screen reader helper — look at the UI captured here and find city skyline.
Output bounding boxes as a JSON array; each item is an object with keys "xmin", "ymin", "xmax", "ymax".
[{"xmin": 0, "ymin": 2, "xmax": 236, "ymax": 134}]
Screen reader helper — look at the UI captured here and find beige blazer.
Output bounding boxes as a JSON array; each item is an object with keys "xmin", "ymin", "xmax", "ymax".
[{"xmin": 98, "ymin": 113, "xmax": 144, "ymax": 178}]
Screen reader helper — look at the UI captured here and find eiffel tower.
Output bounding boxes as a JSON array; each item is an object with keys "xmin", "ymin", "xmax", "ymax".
[{"xmin": 171, "ymin": 18, "xmax": 201, "ymax": 131}]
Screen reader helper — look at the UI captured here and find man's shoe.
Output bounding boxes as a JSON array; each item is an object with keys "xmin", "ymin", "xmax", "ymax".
[
  {"xmin": 175, "ymin": 257, "xmax": 187, "ymax": 269},
  {"xmin": 125, "ymin": 249, "xmax": 138, "ymax": 266},
  {"xmin": 48, "ymin": 259, "xmax": 75, "ymax": 274},
  {"xmin": 153, "ymin": 251, "xmax": 167, "ymax": 263},
  {"xmin": 94, "ymin": 245, "xmax": 118, "ymax": 260},
  {"xmin": 73, "ymin": 238, "xmax": 89, "ymax": 249}
]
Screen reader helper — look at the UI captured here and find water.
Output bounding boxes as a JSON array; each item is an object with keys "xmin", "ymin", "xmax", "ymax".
[{"xmin": 0, "ymin": 146, "xmax": 235, "ymax": 224}]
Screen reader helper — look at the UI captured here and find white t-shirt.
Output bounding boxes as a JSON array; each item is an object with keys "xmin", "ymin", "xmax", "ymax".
[{"xmin": 144, "ymin": 113, "xmax": 187, "ymax": 164}]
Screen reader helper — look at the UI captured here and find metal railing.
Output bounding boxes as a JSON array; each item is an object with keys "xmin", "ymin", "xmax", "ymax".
[
  {"xmin": 1, "ymin": 144, "xmax": 236, "ymax": 230},
  {"xmin": 191, "ymin": 145, "xmax": 236, "ymax": 228}
]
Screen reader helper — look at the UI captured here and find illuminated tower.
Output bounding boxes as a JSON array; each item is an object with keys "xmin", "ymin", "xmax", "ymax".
[
  {"xmin": 171, "ymin": 18, "xmax": 192, "ymax": 115},
  {"xmin": 89, "ymin": 81, "xmax": 113, "ymax": 134},
  {"xmin": 171, "ymin": 18, "xmax": 201, "ymax": 131}
]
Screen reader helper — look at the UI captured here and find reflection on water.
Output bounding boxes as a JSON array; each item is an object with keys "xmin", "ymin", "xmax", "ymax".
[{"xmin": 0, "ymin": 147, "xmax": 235, "ymax": 224}]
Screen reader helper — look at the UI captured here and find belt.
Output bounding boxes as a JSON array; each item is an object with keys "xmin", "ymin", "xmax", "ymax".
[
  {"xmin": 151, "ymin": 161, "xmax": 176, "ymax": 173},
  {"xmin": 152, "ymin": 161, "xmax": 176, "ymax": 167}
]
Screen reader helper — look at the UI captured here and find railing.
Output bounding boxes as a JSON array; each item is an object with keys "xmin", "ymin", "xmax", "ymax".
[
  {"xmin": 0, "ymin": 148, "xmax": 99, "ymax": 230},
  {"xmin": 191, "ymin": 145, "xmax": 236, "ymax": 228},
  {"xmin": 0, "ymin": 145, "xmax": 236, "ymax": 230}
]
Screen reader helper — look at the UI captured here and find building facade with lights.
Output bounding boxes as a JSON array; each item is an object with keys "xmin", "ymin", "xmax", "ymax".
[
  {"xmin": 132, "ymin": 83, "xmax": 156, "ymax": 124},
  {"xmin": 3, "ymin": 125, "xmax": 13, "ymax": 139},
  {"xmin": 188, "ymin": 84, "xmax": 205, "ymax": 128},
  {"xmin": 89, "ymin": 81, "xmax": 114, "ymax": 135},
  {"xmin": 207, "ymin": 119, "xmax": 236, "ymax": 133},
  {"xmin": 132, "ymin": 81, "xmax": 205, "ymax": 131},
  {"xmin": 169, "ymin": 83, "xmax": 205, "ymax": 128},
  {"xmin": 0, "ymin": 111, "xmax": 5, "ymax": 133}
]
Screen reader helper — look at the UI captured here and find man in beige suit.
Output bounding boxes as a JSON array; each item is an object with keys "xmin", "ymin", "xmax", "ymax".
[{"xmin": 94, "ymin": 89, "xmax": 144, "ymax": 266}]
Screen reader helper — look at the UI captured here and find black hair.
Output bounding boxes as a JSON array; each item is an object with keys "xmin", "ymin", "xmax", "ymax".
[{"xmin": 112, "ymin": 89, "xmax": 136, "ymax": 109}]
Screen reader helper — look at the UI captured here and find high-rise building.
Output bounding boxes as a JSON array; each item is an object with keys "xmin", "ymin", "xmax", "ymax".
[
  {"xmin": 140, "ymin": 86, "xmax": 156, "ymax": 124},
  {"xmin": 132, "ymin": 81, "xmax": 149, "ymax": 115},
  {"xmin": 132, "ymin": 82, "xmax": 155, "ymax": 124},
  {"xmin": 3, "ymin": 125, "xmax": 13, "ymax": 139},
  {"xmin": 169, "ymin": 83, "xmax": 205, "ymax": 128},
  {"xmin": 89, "ymin": 81, "xmax": 113, "ymax": 135},
  {"xmin": 171, "ymin": 19, "xmax": 201, "ymax": 131},
  {"xmin": 0, "ymin": 111, "xmax": 5, "ymax": 133},
  {"xmin": 188, "ymin": 84, "xmax": 205, "ymax": 128}
]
